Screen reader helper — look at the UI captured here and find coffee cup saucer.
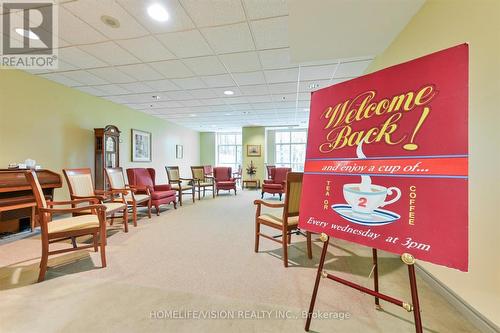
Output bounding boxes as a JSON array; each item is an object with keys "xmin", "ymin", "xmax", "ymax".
[{"xmin": 331, "ymin": 204, "xmax": 400, "ymax": 226}]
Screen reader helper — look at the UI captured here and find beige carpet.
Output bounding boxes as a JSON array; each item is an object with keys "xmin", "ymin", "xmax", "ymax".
[{"xmin": 0, "ymin": 189, "xmax": 479, "ymax": 332}]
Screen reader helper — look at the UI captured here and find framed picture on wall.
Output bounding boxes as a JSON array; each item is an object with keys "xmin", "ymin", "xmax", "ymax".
[
  {"xmin": 176, "ymin": 145, "xmax": 183, "ymax": 159},
  {"xmin": 247, "ymin": 144, "xmax": 261, "ymax": 157},
  {"xmin": 131, "ymin": 129, "xmax": 152, "ymax": 162}
]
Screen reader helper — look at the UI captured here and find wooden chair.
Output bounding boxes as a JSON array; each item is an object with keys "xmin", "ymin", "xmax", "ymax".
[
  {"xmin": 191, "ymin": 166, "xmax": 215, "ymax": 199},
  {"xmin": 165, "ymin": 166, "xmax": 195, "ymax": 206},
  {"xmin": 105, "ymin": 167, "xmax": 151, "ymax": 227},
  {"xmin": 63, "ymin": 168, "xmax": 129, "ymax": 232},
  {"xmin": 213, "ymin": 167, "xmax": 237, "ymax": 195},
  {"xmin": 254, "ymin": 172, "xmax": 312, "ymax": 267},
  {"xmin": 25, "ymin": 170, "xmax": 107, "ymax": 282}
]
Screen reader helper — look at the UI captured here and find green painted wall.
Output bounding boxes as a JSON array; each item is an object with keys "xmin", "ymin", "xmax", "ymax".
[
  {"xmin": 242, "ymin": 126, "xmax": 265, "ymax": 182},
  {"xmin": 366, "ymin": 0, "xmax": 499, "ymax": 325},
  {"xmin": 0, "ymin": 70, "xmax": 200, "ymax": 200},
  {"xmin": 199, "ymin": 132, "xmax": 216, "ymax": 166}
]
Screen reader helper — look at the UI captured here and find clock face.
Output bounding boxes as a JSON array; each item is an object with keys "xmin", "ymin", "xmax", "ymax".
[{"xmin": 106, "ymin": 137, "xmax": 116, "ymax": 152}]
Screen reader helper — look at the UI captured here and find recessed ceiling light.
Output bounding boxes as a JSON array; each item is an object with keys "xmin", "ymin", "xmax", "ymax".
[
  {"xmin": 224, "ymin": 113, "xmax": 233, "ymax": 116},
  {"xmin": 147, "ymin": 4, "xmax": 169, "ymax": 22},
  {"xmin": 223, "ymin": 90, "xmax": 234, "ymax": 96},
  {"xmin": 15, "ymin": 28, "xmax": 39, "ymax": 40}
]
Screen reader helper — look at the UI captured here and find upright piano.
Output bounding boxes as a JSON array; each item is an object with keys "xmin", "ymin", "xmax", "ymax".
[{"xmin": 0, "ymin": 169, "xmax": 62, "ymax": 234}]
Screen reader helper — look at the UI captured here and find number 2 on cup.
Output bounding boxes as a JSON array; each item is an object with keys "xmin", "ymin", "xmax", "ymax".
[{"xmin": 358, "ymin": 197, "xmax": 367, "ymax": 207}]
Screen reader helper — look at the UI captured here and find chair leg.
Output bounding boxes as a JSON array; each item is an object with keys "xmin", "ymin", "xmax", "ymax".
[
  {"xmin": 147, "ymin": 200, "xmax": 152, "ymax": 218},
  {"xmin": 203, "ymin": 187, "xmax": 206, "ymax": 197},
  {"xmin": 282, "ymin": 237, "xmax": 288, "ymax": 268},
  {"xmin": 234, "ymin": 187, "xmax": 237, "ymax": 195},
  {"xmin": 192, "ymin": 188, "xmax": 195, "ymax": 203},
  {"xmin": 38, "ymin": 236, "xmax": 49, "ymax": 282},
  {"xmin": 123, "ymin": 208, "xmax": 128, "ymax": 233},
  {"xmin": 254, "ymin": 221, "xmax": 260, "ymax": 252},
  {"xmin": 198, "ymin": 187, "xmax": 201, "ymax": 200},
  {"xmin": 100, "ymin": 229, "xmax": 107, "ymax": 268},
  {"xmin": 306, "ymin": 231, "xmax": 313, "ymax": 259},
  {"xmin": 279, "ymin": 193, "xmax": 282, "ymax": 200},
  {"xmin": 212, "ymin": 186, "xmax": 215, "ymax": 198},
  {"xmin": 71, "ymin": 236, "xmax": 77, "ymax": 248},
  {"xmin": 93, "ymin": 232, "xmax": 98, "ymax": 252},
  {"xmin": 30, "ymin": 206, "xmax": 36, "ymax": 232},
  {"xmin": 132, "ymin": 204, "xmax": 137, "ymax": 227},
  {"xmin": 155, "ymin": 205, "xmax": 160, "ymax": 216},
  {"xmin": 288, "ymin": 232, "xmax": 292, "ymax": 244},
  {"xmin": 110, "ymin": 214, "xmax": 114, "ymax": 225},
  {"xmin": 179, "ymin": 190, "xmax": 183, "ymax": 206},
  {"xmin": 261, "ymin": 192, "xmax": 264, "ymax": 199},
  {"xmin": 173, "ymin": 201, "xmax": 177, "ymax": 209}
]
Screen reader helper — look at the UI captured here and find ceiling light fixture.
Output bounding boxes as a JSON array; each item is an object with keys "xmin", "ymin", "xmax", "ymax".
[
  {"xmin": 152, "ymin": 95, "xmax": 160, "ymax": 100},
  {"xmin": 223, "ymin": 90, "xmax": 234, "ymax": 96},
  {"xmin": 15, "ymin": 28, "xmax": 39, "ymax": 40},
  {"xmin": 147, "ymin": 4, "xmax": 169, "ymax": 22}
]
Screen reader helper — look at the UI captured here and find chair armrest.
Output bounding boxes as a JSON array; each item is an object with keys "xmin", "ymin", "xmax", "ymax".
[
  {"xmin": 154, "ymin": 184, "xmax": 172, "ymax": 191},
  {"xmin": 39, "ymin": 204, "xmax": 107, "ymax": 214},
  {"xmin": 129, "ymin": 185, "xmax": 151, "ymax": 195},
  {"xmin": 47, "ymin": 198, "xmax": 99, "ymax": 206},
  {"xmin": 253, "ymin": 200, "xmax": 285, "ymax": 208},
  {"xmin": 263, "ymin": 180, "xmax": 274, "ymax": 184},
  {"xmin": 179, "ymin": 177, "xmax": 193, "ymax": 182}
]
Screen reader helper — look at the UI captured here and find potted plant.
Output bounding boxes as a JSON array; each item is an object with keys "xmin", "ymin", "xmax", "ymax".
[{"xmin": 246, "ymin": 160, "xmax": 257, "ymax": 180}]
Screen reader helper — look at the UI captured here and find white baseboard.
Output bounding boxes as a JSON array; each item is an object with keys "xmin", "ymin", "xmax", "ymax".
[{"xmin": 415, "ymin": 263, "xmax": 500, "ymax": 333}]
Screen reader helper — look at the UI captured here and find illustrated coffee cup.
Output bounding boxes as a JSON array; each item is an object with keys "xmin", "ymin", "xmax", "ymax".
[{"xmin": 343, "ymin": 183, "xmax": 401, "ymax": 218}]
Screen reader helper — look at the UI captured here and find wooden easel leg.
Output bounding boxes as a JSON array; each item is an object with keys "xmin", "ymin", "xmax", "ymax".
[
  {"xmin": 372, "ymin": 248, "xmax": 380, "ymax": 309},
  {"xmin": 402, "ymin": 253, "xmax": 423, "ymax": 333},
  {"xmin": 305, "ymin": 233, "xmax": 329, "ymax": 332}
]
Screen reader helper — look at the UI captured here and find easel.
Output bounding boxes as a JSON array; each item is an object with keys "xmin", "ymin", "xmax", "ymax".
[{"xmin": 305, "ymin": 233, "xmax": 423, "ymax": 332}]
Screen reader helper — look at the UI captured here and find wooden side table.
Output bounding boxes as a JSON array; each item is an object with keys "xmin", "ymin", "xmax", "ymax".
[{"xmin": 243, "ymin": 179, "xmax": 260, "ymax": 190}]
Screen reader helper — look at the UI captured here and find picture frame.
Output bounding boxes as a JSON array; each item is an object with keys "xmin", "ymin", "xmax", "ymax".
[
  {"xmin": 247, "ymin": 144, "xmax": 261, "ymax": 157},
  {"xmin": 176, "ymin": 144, "xmax": 183, "ymax": 159},
  {"xmin": 131, "ymin": 129, "xmax": 152, "ymax": 162}
]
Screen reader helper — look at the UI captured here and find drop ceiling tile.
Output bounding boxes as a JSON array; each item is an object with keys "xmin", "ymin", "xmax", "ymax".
[
  {"xmin": 118, "ymin": 0, "xmax": 195, "ymax": 33},
  {"xmin": 120, "ymin": 93, "xmax": 165, "ymax": 104},
  {"xmin": 267, "ymin": 82, "xmax": 297, "ymax": 94},
  {"xmin": 335, "ymin": 60, "xmax": 372, "ymax": 77},
  {"xmin": 188, "ymin": 88, "xmax": 218, "ymax": 99},
  {"xmin": 243, "ymin": 0, "xmax": 288, "ymax": 19},
  {"xmin": 181, "ymin": 0, "xmax": 245, "ymax": 27},
  {"xmin": 300, "ymin": 64, "xmax": 338, "ymax": 81},
  {"xmin": 116, "ymin": 36, "xmax": 175, "ymax": 62},
  {"xmin": 145, "ymin": 79, "xmax": 180, "ymax": 91},
  {"xmin": 157, "ymin": 30, "xmax": 213, "ymax": 58},
  {"xmin": 76, "ymin": 86, "xmax": 106, "ymax": 96},
  {"xmin": 117, "ymin": 64, "xmax": 164, "ymax": 81},
  {"xmin": 87, "ymin": 67, "xmax": 134, "ymax": 84},
  {"xmin": 63, "ymin": 0, "xmax": 149, "ymax": 39},
  {"xmin": 164, "ymin": 90, "xmax": 194, "ymax": 100},
  {"xmin": 264, "ymin": 68, "xmax": 298, "ymax": 83},
  {"xmin": 208, "ymin": 104, "xmax": 232, "ymax": 112},
  {"xmin": 179, "ymin": 100, "xmax": 204, "ymax": 107},
  {"xmin": 104, "ymin": 95, "xmax": 129, "ymax": 104},
  {"xmin": 149, "ymin": 60, "xmax": 194, "ymax": 78},
  {"xmin": 218, "ymin": 51, "xmax": 261, "ymax": 73},
  {"xmin": 224, "ymin": 96, "xmax": 249, "ymax": 104},
  {"xmin": 62, "ymin": 70, "xmax": 109, "ymax": 85},
  {"xmin": 80, "ymin": 42, "xmax": 139, "ymax": 66},
  {"xmin": 229, "ymin": 104, "xmax": 253, "ymax": 111},
  {"xmin": 183, "ymin": 56, "xmax": 227, "ymax": 76},
  {"xmin": 171, "ymin": 77, "xmax": 207, "ymax": 89},
  {"xmin": 57, "ymin": 6, "xmax": 108, "ymax": 45},
  {"xmin": 251, "ymin": 16, "xmax": 288, "ymax": 50},
  {"xmin": 201, "ymin": 23, "xmax": 254, "ymax": 54},
  {"xmin": 200, "ymin": 98, "xmax": 226, "ymax": 106},
  {"xmin": 200, "ymin": 74, "xmax": 235, "ymax": 88},
  {"xmin": 251, "ymin": 102, "xmax": 276, "ymax": 110},
  {"xmin": 154, "ymin": 101, "xmax": 185, "ymax": 108},
  {"xmin": 119, "ymin": 82, "xmax": 156, "ymax": 93},
  {"xmin": 299, "ymin": 80, "xmax": 331, "ymax": 93},
  {"xmin": 58, "ymin": 47, "xmax": 107, "ymax": 69},
  {"xmin": 39, "ymin": 73, "xmax": 81, "ymax": 87},
  {"xmin": 272, "ymin": 94, "xmax": 296, "ymax": 104},
  {"xmin": 297, "ymin": 92, "xmax": 311, "ymax": 101},
  {"xmin": 246, "ymin": 95, "xmax": 272, "ymax": 103},
  {"xmin": 94, "ymin": 84, "xmax": 130, "ymax": 95},
  {"xmin": 232, "ymin": 71, "xmax": 266, "ymax": 86},
  {"xmin": 258, "ymin": 48, "xmax": 292, "ymax": 70},
  {"xmin": 239, "ymin": 84, "xmax": 269, "ymax": 96}
]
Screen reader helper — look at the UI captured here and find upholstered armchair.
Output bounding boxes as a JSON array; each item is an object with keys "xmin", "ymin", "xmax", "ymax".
[
  {"xmin": 213, "ymin": 167, "xmax": 237, "ymax": 195},
  {"xmin": 63, "ymin": 168, "xmax": 129, "ymax": 232},
  {"xmin": 105, "ymin": 167, "xmax": 151, "ymax": 227},
  {"xmin": 254, "ymin": 172, "xmax": 312, "ymax": 267},
  {"xmin": 25, "ymin": 171, "xmax": 107, "ymax": 282},
  {"xmin": 166, "ymin": 166, "xmax": 195, "ymax": 206},
  {"xmin": 261, "ymin": 167, "xmax": 291, "ymax": 200},
  {"xmin": 126, "ymin": 168, "xmax": 177, "ymax": 215},
  {"xmin": 191, "ymin": 166, "xmax": 215, "ymax": 199}
]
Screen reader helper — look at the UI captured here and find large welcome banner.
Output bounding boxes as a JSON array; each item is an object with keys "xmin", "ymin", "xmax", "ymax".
[{"xmin": 299, "ymin": 44, "xmax": 468, "ymax": 271}]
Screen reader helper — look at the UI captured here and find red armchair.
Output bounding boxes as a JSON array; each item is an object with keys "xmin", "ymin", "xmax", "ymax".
[
  {"xmin": 126, "ymin": 168, "xmax": 177, "ymax": 215},
  {"xmin": 261, "ymin": 167, "xmax": 291, "ymax": 200},
  {"xmin": 213, "ymin": 167, "xmax": 237, "ymax": 195}
]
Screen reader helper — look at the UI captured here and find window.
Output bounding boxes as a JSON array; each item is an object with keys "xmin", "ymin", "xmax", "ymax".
[
  {"xmin": 217, "ymin": 132, "xmax": 242, "ymax": 172},
  {"xmin": 275, "ymin": 130, "xmax": 307, "ymax": 171}
]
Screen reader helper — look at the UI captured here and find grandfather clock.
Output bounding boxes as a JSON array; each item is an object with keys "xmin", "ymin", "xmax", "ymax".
[{"xmin": 94, "ymin": 125, "xmax": 120, "ymax": 190}]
